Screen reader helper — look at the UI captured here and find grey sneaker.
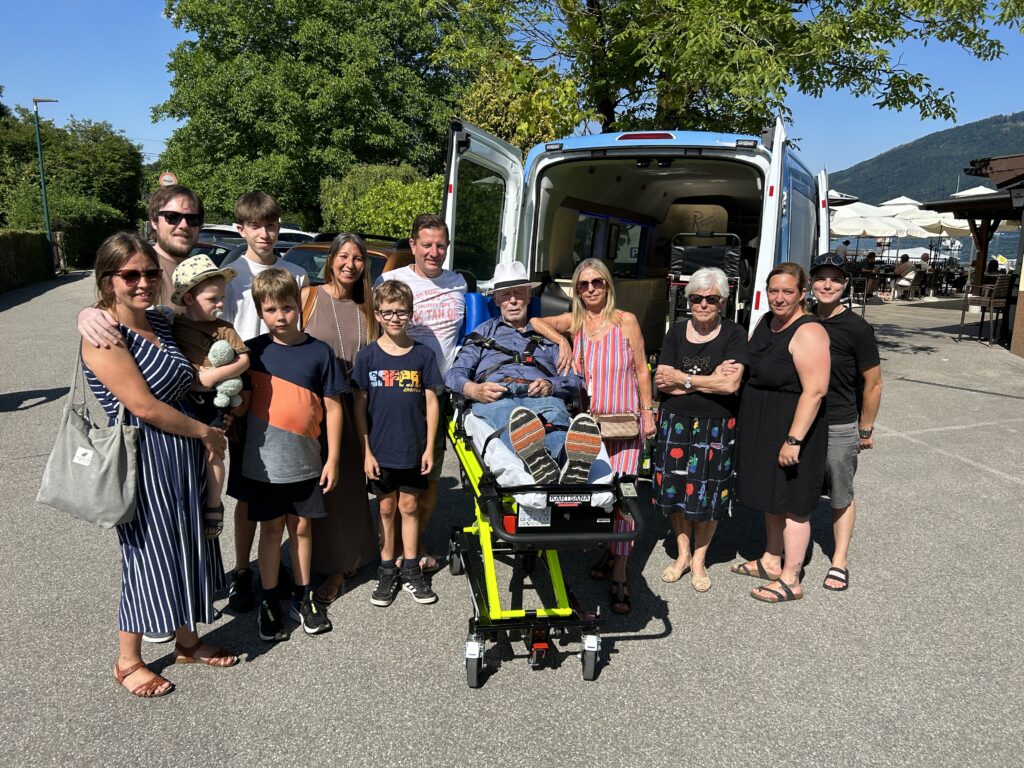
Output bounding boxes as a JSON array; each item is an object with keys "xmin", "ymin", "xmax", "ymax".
[
  {"xmin": 370, "ymin": 564, "xmax": 400, "ymax": 607},
  {"xmin": 402, "ymin": 566, "xmax": 438, "ymax": 604}
]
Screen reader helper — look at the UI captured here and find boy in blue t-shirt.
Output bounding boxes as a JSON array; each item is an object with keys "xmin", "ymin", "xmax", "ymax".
[
  {"xmin": 352, "ymin": 281, "xmax": 442, "ymax": 606},
  {"xmin": 240, "ymin": 268, "xmax": 346, "ymax": 642}
]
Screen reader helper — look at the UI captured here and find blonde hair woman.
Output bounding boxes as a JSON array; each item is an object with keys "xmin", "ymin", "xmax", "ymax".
[{"xmin": 531, "ymin": 258, "xmax": 656, "ymax": 614}]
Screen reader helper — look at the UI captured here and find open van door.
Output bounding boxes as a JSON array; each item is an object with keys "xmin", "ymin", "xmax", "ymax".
[
  {"xmin": 749, "ymin": 116, "xmax": 787, "ymax": 331},
  {"xmin": 817, "ymin": 169, "xmax": 830, "ymax": 256},
  {"xmin": 441, "ymin": 120, "xmax": 524, "ymax": 288}
]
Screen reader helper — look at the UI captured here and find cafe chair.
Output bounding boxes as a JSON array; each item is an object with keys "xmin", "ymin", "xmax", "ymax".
[
  {"xmin": 848, "ymin": 276, "xmax": 867, "ymax": 316},
  {"xmin": 957, "ymin": 274, "xmax": 1012, "ymax": 346}
]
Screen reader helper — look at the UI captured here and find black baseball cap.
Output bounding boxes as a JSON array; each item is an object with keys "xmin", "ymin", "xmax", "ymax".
[{"xmin": 810, "ymin": 252, "xmax": 849, "ymax": 277}]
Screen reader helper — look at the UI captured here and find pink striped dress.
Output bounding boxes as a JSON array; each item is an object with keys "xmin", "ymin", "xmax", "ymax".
[{"xmin": 576, "ymin": 320, "xmax": 642, "ymax": 556}]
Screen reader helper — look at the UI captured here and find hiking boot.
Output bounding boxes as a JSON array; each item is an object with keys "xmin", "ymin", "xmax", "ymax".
[
  {"xmin": 370, "ymin": 564, "xmax": 400, "ymax": 607},
  {"xmin": 258, "ymin": 599, "xmax": 289, "ymax": 642},
  {"xmin": 290, "ymin": 591, "xmax": 332, "ymax": 636},
  {"xmin": 228, "ymin": 568, "xmax": 256, "ymax": 612},
  {"xmin": 402, "ymin": 566, "xmax": 438, "ymax": 605}
]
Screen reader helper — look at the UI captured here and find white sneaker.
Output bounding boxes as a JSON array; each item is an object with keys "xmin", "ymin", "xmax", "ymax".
[{"xmin": 142, "ymin": 631, "xmax": 174, "ymax": 644}]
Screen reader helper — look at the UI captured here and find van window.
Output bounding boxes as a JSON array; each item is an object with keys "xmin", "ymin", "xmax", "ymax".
[
  {"xmin": 452, "ymin": 158, "xmax": 506, "ymax": 282},
  {"xmin": 786, "ymin": 162, "xmax": 817, "ymax": 267},
  {"xmin": 572, "ymin": 212, "xmax": 648, "ymax": 276}
]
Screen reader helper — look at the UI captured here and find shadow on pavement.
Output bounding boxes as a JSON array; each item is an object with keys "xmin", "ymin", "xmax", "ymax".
[
  {"xmin": 0, "ymin": 272, "xmax": 90, "ymax": 311},
  {"xmin": 0, "ymin": 387, "xmax": 69, "ymax": 412}
]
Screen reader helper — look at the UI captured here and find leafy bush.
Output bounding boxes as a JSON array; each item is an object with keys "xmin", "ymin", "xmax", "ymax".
[
  {"xmin": 0, "ymin": 230, "xmax": 51, "ymax": 292},
  {"xmin": 321, "ymin": 164, "xmax": 443, "ymax": 237}
]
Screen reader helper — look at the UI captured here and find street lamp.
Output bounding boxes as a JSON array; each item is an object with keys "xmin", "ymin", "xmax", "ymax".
[{"xmin": 32, "ymin": 97, "xmax": 58, "ymax": 272}]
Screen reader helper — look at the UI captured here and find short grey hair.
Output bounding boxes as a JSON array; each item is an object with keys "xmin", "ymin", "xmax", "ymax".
[{"xmin": 684, "ymin": 267, "xmax": 730, "ymax": 300}]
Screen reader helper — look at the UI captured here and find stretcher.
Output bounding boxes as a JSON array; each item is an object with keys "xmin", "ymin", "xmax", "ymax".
[{"xmin": 446, "ymin": 396, "xmax": 644, "ymax": 687}]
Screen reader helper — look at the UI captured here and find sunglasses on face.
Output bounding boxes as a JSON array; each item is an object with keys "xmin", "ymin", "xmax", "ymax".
[
  {"xmin": 377, "ymin": 309, "xmax": 412, "ymax": 320},
  {"xmin": 688, "ymin": 294, "xmax": 722, "ymax": 306},
  {"xmin": 158, "ymin": 210, "xmax": 202, "ymax": 227},
  {"xmin": 576, "ymin": 277, "xmax": 607, "ymax": 292},
  {"xmin": 105, "ymin": 268, "xmax": 163, "ymax": 286}
]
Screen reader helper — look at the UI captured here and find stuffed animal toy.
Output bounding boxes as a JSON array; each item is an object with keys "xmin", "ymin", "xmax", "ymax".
[{"xmin": 207, "ymin": 340, "xmax": 244, "ymax": 409}]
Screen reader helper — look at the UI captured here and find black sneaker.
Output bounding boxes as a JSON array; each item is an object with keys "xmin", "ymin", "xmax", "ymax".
[
  {"xmin": 370, "ymin": 564, "xmax": 400, "ymax": 607},
  {"xmin": 228, "ymin": 568, "xmax": 256, "ymax": 612},
  {"xmin": 402, "ymin": 567, "xmax": 438, "ymax": 604},
  {"xmin": 258, "ymin": 599, "xmax": 289, "ymax": 642},
  {"xmin": 290, "ymin": 592, "xmax": 332, "ymax": 635}
]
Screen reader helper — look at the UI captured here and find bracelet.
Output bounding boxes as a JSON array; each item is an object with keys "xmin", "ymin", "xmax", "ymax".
[{"xmin": 640, "ymin": 406, "xmax": 655, "ymax": 411}]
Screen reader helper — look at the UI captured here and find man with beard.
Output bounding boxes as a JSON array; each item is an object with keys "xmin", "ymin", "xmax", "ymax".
[{"xmin": 78, "ymin": 185, "xmax": 205, "ymax": 348}]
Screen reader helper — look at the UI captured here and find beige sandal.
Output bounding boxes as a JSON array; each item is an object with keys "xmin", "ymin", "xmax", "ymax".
[
  {"xmin": 691, "ymin": 572, "xmax": 712, "ymax": 592},
  {"xmin": 661, "ymin": 561, "xmax": 690, "ymax": 583}
]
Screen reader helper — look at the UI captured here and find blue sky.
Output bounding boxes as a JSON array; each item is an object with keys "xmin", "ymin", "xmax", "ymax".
[{"xmin": 2, "ymin": 1, "xmax": 1022, "ymax": 177}]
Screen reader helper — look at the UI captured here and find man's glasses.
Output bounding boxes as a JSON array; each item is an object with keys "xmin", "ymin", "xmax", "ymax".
[
  {"xmin": 377, "ymin": 309, "xmax": 412, "ymax": 320},
  {"xmin": 576, "ymin": 277, "xmax": 607, "ymax": 292},
  {"xmin": 105, "ymin": 268, "xmax": 163, "ymax": 286},
  {"xmin": 158, "ymin": 210, "xmax": 202, "ymax": 227},
  {"xmin": 688, "ymin": 294, "xmax": 722, "ymax": 306}
]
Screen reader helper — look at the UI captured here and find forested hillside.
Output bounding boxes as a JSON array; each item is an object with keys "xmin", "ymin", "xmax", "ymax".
[{"xmin": 829, "ymin": 111, "xmax": 1024, "ymax": 203}]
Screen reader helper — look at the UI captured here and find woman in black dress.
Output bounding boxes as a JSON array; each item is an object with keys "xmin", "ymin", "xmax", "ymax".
[
  {"xmin": 732, "ymin": 263, "xmax": 831, "ymax": 603},
  {"xmin": 653, "ymin": 268, "xmax": 747, "ymax": 593}
]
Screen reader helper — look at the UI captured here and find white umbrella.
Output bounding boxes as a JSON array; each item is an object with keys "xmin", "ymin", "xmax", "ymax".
[
  {"xmin": 830, "ymin": 215, "xmax": 931, "ymax": 238},
  {"xmin": 951, "ymin": 185, "xmax": 996, "ymax": 198},
  {"xmin": 881, "ymin": 195, "xmax": 922, "ymax": 207}
]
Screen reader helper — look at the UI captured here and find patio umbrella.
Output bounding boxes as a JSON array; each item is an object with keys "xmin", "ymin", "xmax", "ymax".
[{"xmin": 829, "ymin": 215, "xmax": 931, "ymax": 239}]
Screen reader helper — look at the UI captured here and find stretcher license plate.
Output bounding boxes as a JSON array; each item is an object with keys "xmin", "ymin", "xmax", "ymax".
[
  {"xmin": 517, "ymin": 507, "xmax": 551, "ymax": 527},
  {"xmin": 547, "ymin": 492, "xmax": 592, "ymax": 507}
]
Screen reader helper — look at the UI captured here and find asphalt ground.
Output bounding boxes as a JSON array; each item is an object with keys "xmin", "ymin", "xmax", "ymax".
[{"xmin": 1, "ymin": 275, "xmax": 1021, "ymax": 767}]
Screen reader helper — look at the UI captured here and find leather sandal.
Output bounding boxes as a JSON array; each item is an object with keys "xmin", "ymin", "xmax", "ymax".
[
  {"xmin": 609, "ymin": 580, "xmax": 632, "ymax": 614},
  {"xmin": 114, "ymin": 661, "xmax": 174, "ymax": 698},
  {"xmin": 751, "ymin": 579, "xmax": 803, "ymax": 603},
  {"xmin": 174, "ymin": 640, "xmax": 239, "ymax": 667},
  {"xmin": 822, "ymin": 567, "xmax": 849, "ymax": 591},
  {"xmin": 730, "ymin": 558, "xmax": 782, "ymax": 581},
  {"xmin": 203, "ymin": 503, "xmax": 224, "ymax": 539}
]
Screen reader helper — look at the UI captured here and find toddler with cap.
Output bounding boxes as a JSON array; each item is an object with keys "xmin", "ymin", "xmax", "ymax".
[{"xmin": 170, "ymin": 254, "xmax": 251, "ymax": 538}]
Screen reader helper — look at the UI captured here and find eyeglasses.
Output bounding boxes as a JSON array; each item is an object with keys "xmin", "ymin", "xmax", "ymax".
[
  {"xmin": 811, "ymin": 253, "xmax": 848, "ymax": 271},
  {"xmin": 105, "ymin": 268, "xmax": 163, "ymax": 285},
  {"xmin": 688, "ymin": 294, "xmax": 722, "ymax": 306},
  {"xmin": 576, "ymin": 277, "xmax": 607, "ymax": 292},
  {"xmin": 158, "ymin": 210, "xmax": 202, "ymax": 227},
  {"xmin": 377, "ymin": 309, "xmax": 412, "ymax": 320}
]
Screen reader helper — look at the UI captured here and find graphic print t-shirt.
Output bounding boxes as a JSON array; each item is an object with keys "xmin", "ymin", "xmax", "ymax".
[
  {"xmin": 377, "ymin": 266, "xmax": 466, "ymax": 374},
  {"xmin": 244, "ymin": 334, "xmax": 347, "ymax": 483},
  {"xmin": 351, "ymin": 341, "xmax": 442, "ymax": 469}
]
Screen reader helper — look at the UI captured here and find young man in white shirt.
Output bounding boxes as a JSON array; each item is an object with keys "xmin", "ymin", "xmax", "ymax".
[
  {"xmin": 377, "ymin": 214, "xmax": 466, "ymax": 572},
  {"xmin": 221, "ymin": 191, "xmax": 309, "ymax": 612}
]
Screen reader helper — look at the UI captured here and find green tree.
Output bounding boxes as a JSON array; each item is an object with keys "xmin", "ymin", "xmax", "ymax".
[
  {"xmin": 0, "ymin": 85, "xmax": 10, "ymax": 120},
  {"xmin": 320, "ymin": 163, "xmax": 442, "ymax": 236},
  {"xmin": 155, "ymin": 0, "xmax": 478, "ymax": 224},
  {"xmin": 451, "ymin": 0, "xmax": 1019, "ymax": 135}
]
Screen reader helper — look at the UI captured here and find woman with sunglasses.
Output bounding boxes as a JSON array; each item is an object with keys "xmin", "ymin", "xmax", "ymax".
[
  {"xmin": 652, "ymin": 268, "xmax": 748, "ymax": 591},
  {"xmin": 732, "ymin": 263, "xmax": 830, "ymax": 603},
  {"xmin": 299, "ymin": 234, "xmax": 380, "ymax": 604},
  {"xmin": 809, "ymin": 253, "xmax": 882, "ymax": 592},
  {"xmin": 81, "ymin": 233, "xmax": 236, "ymax": 697},
  {"xmin": 531, "ymin": 258, "xmax": 655, "ymax": 614}
]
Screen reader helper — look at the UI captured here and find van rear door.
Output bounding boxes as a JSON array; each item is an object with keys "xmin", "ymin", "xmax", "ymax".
[
  {"xmin": 749, "ymin": 116, "xmax": 787, "ymax": 330},
  {"xmin": 441, "ymin": 120, "xmax": 524, "ymax": 287},
  {"xmin": 817, "ymin": 170, "xmax": 830, "ymax": 256}
]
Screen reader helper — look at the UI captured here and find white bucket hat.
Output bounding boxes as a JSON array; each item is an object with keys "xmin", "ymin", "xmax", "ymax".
[
  {"xmin": 484, "ymin": 262, "xmax": 542, "ymax": 294},
  {"xmin": 171, "ymin": 254, "xmax": 237, "ymax": 305}
]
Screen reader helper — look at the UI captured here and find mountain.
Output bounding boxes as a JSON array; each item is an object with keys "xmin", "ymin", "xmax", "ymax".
[{"xmin": 828, "ymin": 111, "xmax": 1024, "ymax": 204}]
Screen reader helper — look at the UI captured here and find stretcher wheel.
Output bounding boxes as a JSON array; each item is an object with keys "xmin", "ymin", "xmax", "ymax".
[
  {"xmin": 448, "ymin": 540, "xmax": 464, "ymax": 576},
  {"xmin": 466, "ymin": 656, "xmax": 483, "ymax": 688},
  {"xmin": 581, "ymin": 649, "xmax": 598, "ymax": 681}
]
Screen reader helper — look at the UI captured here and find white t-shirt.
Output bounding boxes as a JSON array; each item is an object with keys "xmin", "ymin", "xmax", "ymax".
[
  {"xmin": 223, "ymin": 255, "xmax": 309, "ymax": 342},
  {"xmin": 377, "ymin": 265, "xmax": 467, "ymax": 374}
]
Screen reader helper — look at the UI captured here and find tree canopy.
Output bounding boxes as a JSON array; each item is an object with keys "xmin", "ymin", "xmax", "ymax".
[
  {"xmin": 155, "ymin": 0, "xmax": 477, "ymax": 223},
  {"xmin": 448, "ymin": 0, "xmax": 1021, "ymax": 135}
]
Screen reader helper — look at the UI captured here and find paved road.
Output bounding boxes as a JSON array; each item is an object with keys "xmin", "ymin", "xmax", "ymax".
[{"xmin": 1, "ymin": 276, "xmax": 1021, "ymax": 767}]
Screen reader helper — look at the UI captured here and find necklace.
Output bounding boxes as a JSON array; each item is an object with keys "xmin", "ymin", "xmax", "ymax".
[
  {"xmin": 584, "ymin": 312, "xmax": 608, "ymax": 338},
  {"xmin": 329, "ymin": 289, "xmax": 363, "ymax": 374}
]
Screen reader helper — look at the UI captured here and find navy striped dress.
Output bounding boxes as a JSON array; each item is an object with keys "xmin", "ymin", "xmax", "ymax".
[{"xmin": 84, "ymin": 310, "xmax": 225, "ymax": 633}]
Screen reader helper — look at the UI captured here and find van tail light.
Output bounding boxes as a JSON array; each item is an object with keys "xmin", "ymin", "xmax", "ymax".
[
  {"xmin": 754, "ymin": 290, "xmax": 762, "ymax": 310},
  {"xmin": 617, "ymin": 132, "xmax": 674, "ymax": 140}
]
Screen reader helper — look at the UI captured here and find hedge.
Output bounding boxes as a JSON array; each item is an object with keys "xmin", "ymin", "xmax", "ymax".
[{"xmin": 0, "ymin": 231, "xmax": 52, "ymax": 293}]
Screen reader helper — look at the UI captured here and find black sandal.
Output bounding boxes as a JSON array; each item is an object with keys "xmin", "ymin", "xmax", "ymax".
[
  {"xmin": 590, "ymin": 549, "xmax": 615, "ymax": 580},
  {"xmin": 609, "ymin": 580, "xmax": 631, "ymax": 614},
  {"xmin": 822, "ymin": 567, "xmax": 849, "ymax": 591},
  {"xmin": 203, "ymin": 503, "xmax": 224, "ymax": 539}
]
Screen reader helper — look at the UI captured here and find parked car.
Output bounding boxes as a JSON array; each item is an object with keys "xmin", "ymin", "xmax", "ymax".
[
  {"xmin": 190, "ymin": 240, "xmax": 237, "ymax": 266},
  {"xmin": 280, "ymin": 238, "xmax": 411, "ymax": 285},
  {"xmin": 200, "ymin": 223, "xmax": 316, "ymax": 244}
]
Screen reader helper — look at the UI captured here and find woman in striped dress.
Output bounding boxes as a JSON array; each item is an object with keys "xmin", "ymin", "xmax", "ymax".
[
  {"xmin": 82, "ymin": 233, "xmax": 237, "ymax": 698},
  {"xmin": 532, "ymin": 258, "xmax": 656, "ymax": 614}
]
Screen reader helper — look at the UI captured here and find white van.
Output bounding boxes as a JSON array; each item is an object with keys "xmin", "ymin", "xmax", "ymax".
[{"xmin": 441, "ymin": 119, "xmax": 830, "ymax": 350}]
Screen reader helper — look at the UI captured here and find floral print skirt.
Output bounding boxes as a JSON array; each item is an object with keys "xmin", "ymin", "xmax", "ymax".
[{"xmin": 652, "ymin": 410, "xmax": 737, "ymax": 522}]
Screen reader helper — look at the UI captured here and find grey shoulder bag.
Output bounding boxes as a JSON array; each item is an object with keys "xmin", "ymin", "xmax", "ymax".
[{"xmin": 36, "ymin": 350, "xmax": 139, "ymax": 528}]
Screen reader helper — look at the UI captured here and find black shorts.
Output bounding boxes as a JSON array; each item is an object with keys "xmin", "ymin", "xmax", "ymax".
[
  {"xmin": 246, "ymin": 477, "xmax": 326, "ymax": 521},
  {"xmin": 369, "ymin": 466, "xmax": 428, "ymax": 497},
  {"xmin": 187, "ymin": 391, "xmax": 221, "ymax": 426}
]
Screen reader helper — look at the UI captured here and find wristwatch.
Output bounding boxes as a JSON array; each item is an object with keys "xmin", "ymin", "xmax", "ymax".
[
  {"xmin": 785, "ymin": 435, "xmax": 803, "ymax": 446},
  {"xmin": 683, "ymin": 374, "xmax": 693, "ymax": 390},
  {"xmin": 858, "ymin": 427, "xmax": 873, "ymax": 439}
]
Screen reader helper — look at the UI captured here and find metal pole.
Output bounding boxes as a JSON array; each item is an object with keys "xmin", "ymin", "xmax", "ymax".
[{"xmin": 32, "ymin": 98, "xmax": 58, "ymax": 272}]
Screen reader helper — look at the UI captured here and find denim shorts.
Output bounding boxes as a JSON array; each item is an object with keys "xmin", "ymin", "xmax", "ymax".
[{"xmin": 825, "ymin": 421, "xmax": 860, "ymax": 508}]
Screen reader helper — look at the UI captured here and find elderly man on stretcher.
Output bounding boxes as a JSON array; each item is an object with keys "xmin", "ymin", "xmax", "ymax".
[{"xmin": 444, "ymin": 262, "xmax": 611, "ymax": 490}]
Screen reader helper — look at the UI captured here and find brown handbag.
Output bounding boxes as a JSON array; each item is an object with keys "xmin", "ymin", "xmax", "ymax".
[{"xmin": 595, "ymin": 412, "xmax": 640, "ymax": 440}]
